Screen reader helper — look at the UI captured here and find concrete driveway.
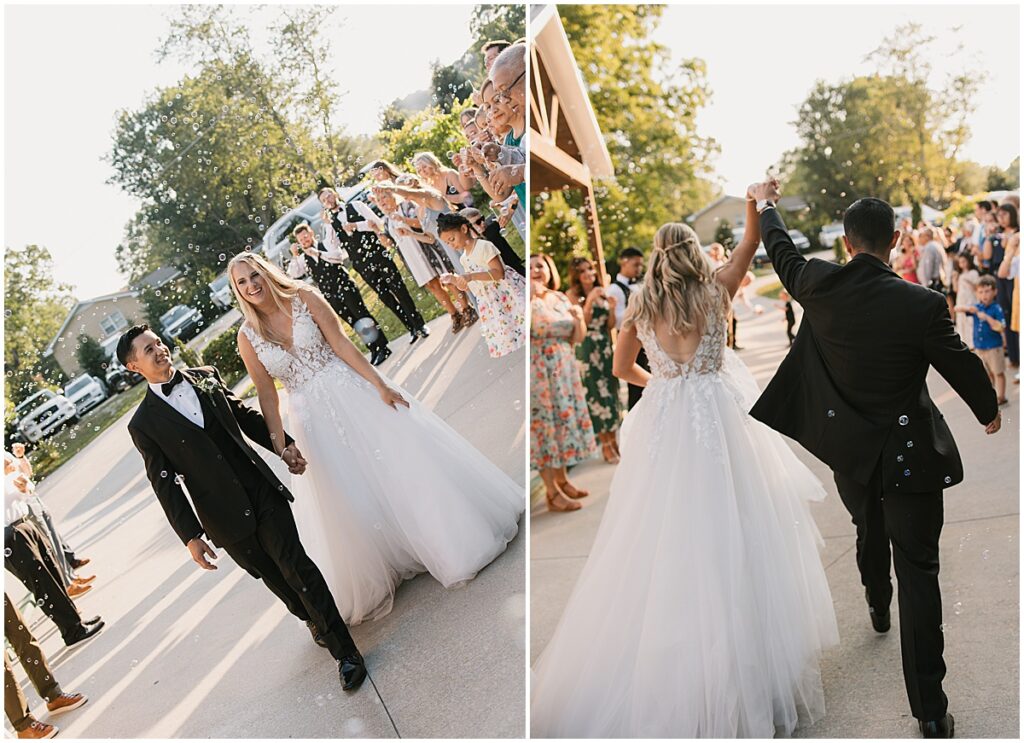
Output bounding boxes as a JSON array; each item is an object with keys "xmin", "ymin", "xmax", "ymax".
[{"xmin": 8, "ymin": 314, "xmax": 526, "ymax": 738}]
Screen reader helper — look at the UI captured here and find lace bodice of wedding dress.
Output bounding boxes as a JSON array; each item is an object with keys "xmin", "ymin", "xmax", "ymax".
[
  {"xmin": 241, "ymin": 296, "xmax": 355, "ymax": 391},
  {"xmin": 633, "ymin": 299, "xmax": 727, "ymax": 380}
]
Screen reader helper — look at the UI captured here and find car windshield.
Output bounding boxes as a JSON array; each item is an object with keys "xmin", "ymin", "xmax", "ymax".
[
  {"xmin": 15, "ymin": 390, "xmax": 54, "ymax": 414},
  {"xmin": 65, "ymin": 377, "xmax": 92, "ymax": 394},
  {"xmin": 160, "ymin": 306, "xmax": 189, "ymax": 325}
]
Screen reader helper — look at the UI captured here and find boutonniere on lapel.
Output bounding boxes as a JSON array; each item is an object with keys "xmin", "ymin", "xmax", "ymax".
[{"xmin": 193, "ymin": 375, "xmax": 222, "ymax": 398}]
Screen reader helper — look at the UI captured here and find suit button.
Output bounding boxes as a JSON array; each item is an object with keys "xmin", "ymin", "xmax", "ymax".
[
  {"xmin": 944, "ymin": 476, "xmax": 952, "ymax": 484},
  {"xmin": 244, "ymin": 509, "xmax": 252, "ymax": 517},
  {"xmin": 827, "ymin": 409, "xmax": 835, "ymax": 418},
  {"xmin": 906, "ymin": 441, "xmax": 913, "ymax": 448},
  {"xmin": 898, "ymin": 415, "xmax": 909, "ymax": 425},
  {"xmin": 217, "ymin": 454, "xmax": 223, "ymax": 460},
  {"xmin": 897, "ymin": 455, "xmax": 904, "ymax": 462},
  {"xmin": 904, "ymin": 469, "xmax": 911, "ymax": 476}
]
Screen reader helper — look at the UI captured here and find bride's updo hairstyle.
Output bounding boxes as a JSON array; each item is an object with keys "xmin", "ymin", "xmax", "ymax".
[
  {"xmin": 623, "ymin": 222, "xmax": 727, "ymax": 337},
  {"xmin": 228, "ymin": 251, "xmax": 311, "ymax": 346}
]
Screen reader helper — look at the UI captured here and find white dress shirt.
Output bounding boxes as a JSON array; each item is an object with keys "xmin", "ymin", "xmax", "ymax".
[
  {"xmin": 5, "ymin": 470, "xmax": 31, "ymax": 526},
  {"xmin": 150, "ymin": 376, "xmax": 205, "ymax": 428},
  {"xmin": 606, "ymin": 272, "xmax": 634, "ymax": 330}
]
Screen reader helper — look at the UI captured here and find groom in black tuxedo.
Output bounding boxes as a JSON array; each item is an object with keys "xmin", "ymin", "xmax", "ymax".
[
  {"xmin": 117, "ymin": 326, "xmax": 367, "ymax": 691},
  {"xmin": 748, "ymin": 182, "xmax": 1000, "ymax": 738}
]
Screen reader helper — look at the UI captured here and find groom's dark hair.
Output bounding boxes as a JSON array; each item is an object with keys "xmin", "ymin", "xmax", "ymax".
[
  {"xmin": 116, "ymin": 324, "xmax": 150, "ymax": 367},
  {"xmin": 843, "ymin": 198, "xmax": 896, "ymax": 256}
]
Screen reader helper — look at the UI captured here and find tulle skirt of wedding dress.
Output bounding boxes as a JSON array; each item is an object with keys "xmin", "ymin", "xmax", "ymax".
[
  {"xmin": 530, "ymin": 351, "xmax": 839, "ymax": 738},
  {"xmin": 284, "ymin": 358, "xmax": 524, "ymax": 625}
]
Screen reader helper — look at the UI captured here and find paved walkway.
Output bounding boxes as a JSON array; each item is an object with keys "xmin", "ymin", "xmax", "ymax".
[
  {"xmin": 530, "ymin": 291, "xmax": 1019, "ymax": 738},
  {"xmin": 8, "ymin": 315, "xmax": 526, "ymax": 738}
]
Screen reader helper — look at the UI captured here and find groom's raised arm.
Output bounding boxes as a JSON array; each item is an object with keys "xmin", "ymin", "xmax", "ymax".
[
  {"xmin": 760, "ymin": 207, "xmax": 809, "ymax": 301},
  {"xmin": 207, "ymin": 366, "xmax": 294, "ymax": 453},
  {"xmin": 129, "ymin": 425, "xmax": 203, "ymax": 545}
]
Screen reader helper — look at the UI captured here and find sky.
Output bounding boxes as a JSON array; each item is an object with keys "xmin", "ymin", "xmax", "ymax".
[
  {"xmin": 652, "ymin": 4, "xmax": 1020, "ymax": 197},
  {"xmin": 4, "ymin": 4, "xmax": 476, "ymax": 299}
]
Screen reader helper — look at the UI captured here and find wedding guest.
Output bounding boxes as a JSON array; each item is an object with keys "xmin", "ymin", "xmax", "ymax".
[
  {"xmin": 481, "ymin": 39, "xmax": 511, "ymax": 72},
  {"xmin": 970, "ymin": 200, "xmax": 995, "ymax": 254},
  {"xmin": 955, "ymin": 275, "xmax": 1008, "ymax": 404},
  {"xmin": 997, "ymin": 230, "xmax": 1020, "ymax": 384},
  {"xmin": 487, "ymin": 44, "xmax": 527, "ymax": 238},
  {"xmin": 779, "ymin": 288, "xmax": 797, "ymax": 346},
  {"xmin": 412, "ymin": 152, "xmax": 475, "ymax": 211},
  {"xmin": 954, "ymin": 253, "xmax": 981, "ymax": 348},
  {"xmin": 530, "ymin": 253, "xmax": 597, "ymax": 512},
  {"xmin": 319, "ymin": 188, "xmax": 428, "ymax": 339},
  {"xmin": 895, "ymin": 232, "xmax": 920, "ymax": 283},
  {"xmin": 436, "ymin": 213, "xmax": 525, "ymax": 358},
  {"xmin": 565, "ymin": 257, "xmax": 621, "ymax": 464},
  {"xmin": 366, "ymin": 160, "xmax": 408, "ymax": 183},
  {"xmin": 376, "ymin": 180, "xmax": 480, "ymax": 333},
  {"xmin": 286, "ymin": 224, "xmax": 394, "ymax": 362},
  {"xmin": 459, "ymin": 207, "xmax": 525, "ymax": 276},
  {"xmin": 996, "ymin": 203, "xmax": 1019, "ymax": 366},
  {"xmin": 728, "ymin": 270, "xmax": 764, "ymax": 350},
  {"xmin": 917, "ymin": 227, "xmax": 946, "ymax": 292},
  {"xmin": 607, "ymin": 247, "xmax": 647, "ymax": 409},
  {"xmin": 371, "ymin": 184, "xmax": 470, "ymax": 330},
  {"xmin": 4, "ymin": 451, "xmax": 92, "ymax": 592},
  {"xmin": 980, "ymin": 209, "xmax": 1003, "ymax": 274},
  {"xmin": 4, "ymin": 477, "xmax": 104, "ymax": 648},
  {"xmin": 5, "ymin": 594, "xmax": 88, "ymax": 739},
  {"xmin": 706, "ymin": 242, "xmax": 726, "ymax": 269}
]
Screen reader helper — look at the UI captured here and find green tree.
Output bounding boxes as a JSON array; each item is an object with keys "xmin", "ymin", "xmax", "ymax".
[
  {"xmin": 534, "ymin": 5, "xmax": 718, "ymax": 263},
  {"xmin": 713, "ymin": 220, "xmax": 735, "ymax": 252},
  {"xmin": 76, "ymin": 335, "xmax": 109, "ymax": 379},
  {"xmin": 531, "ymin": 192, "xmax": 591, "ymax": 282},
  {"xmin": 430, "ymin": 58, "xmax": 476, "ymax": 113},
  {"xmin": 4, "ymin": 245, "xmax": 75, "ymax": 409},
  {"xmin": 470, "ymin": 4, "xmax": 526, "ymax": 49},
  {"xmin": 377, "ymin": 102, "xmax": 473, "ymax": 175}
]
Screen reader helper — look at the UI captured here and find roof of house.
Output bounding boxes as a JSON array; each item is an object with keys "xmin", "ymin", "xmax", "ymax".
[
  {"xmin": 44, "ymin": 290, "xmax": 140, "ymax": 356},
  {"xmin": 132, "ymin": 265, "xmax": 182, "ymax": 291},
  {"xmin": 687, "ymin": 194, "xmax": 809, "ymax": 223}
]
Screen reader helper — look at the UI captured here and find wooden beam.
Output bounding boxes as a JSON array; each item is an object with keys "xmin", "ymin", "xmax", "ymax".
[
  {"xmin": 529, "ymin": 134, "xmax": 590, "ymax": 189},
  {"xmin": 530, "ymin": 44, "xmax": 550, "ymax": 139},
  {"xmin": 582, "ymin": 179, "xmax": 609, "ymax": 287}
]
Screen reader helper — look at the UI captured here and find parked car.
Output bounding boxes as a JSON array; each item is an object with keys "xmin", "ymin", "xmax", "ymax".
[
  {"xmin": 261, "ymin": 183, "xmax": 373, "ymax": 267},
  {"xmin": 105, "ymin": 355, "xmax": 144, "ymax": 393},
  {"xmin": 209, "ymin": 274, "xmax": 234, "ymax": 311},
  {"xmin": 63, "ymin": 374, "xmax": 108, "ymax": 416},
  {"xmin": 819, "ymin": 222, "xmax": 845, "ymax": 248},
  {"xmin": 160, "ymin": 304, "xmax": 203, "ymax": 344},
  {"xmin": 788, "ymin": 229, "xmax": 811, "ymax": 253},
  {"xmin": 15, "ymin": 389, "xmax": 77, "ymax": 443}
]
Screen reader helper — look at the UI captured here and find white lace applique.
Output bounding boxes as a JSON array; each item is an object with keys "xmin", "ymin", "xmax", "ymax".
[
  {"xmin": 635, "ymin": 301, "xmax": 729, "ymax": 461},
  {"xmin": 241, "ymin": 297, "xmax": 366, "ymax": 445}
]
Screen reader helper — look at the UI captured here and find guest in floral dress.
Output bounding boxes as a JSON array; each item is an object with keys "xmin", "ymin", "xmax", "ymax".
[
  {"xmin": 435, "ymin": 213, "xmax": 525, "ymax": 358},
  {"xmin": 530, "ymin": 253, "xmax": 597, "ymax": 512},
  {"xmin": 565, "ymin": 257, "xmax": 621, "ymax": 464}
]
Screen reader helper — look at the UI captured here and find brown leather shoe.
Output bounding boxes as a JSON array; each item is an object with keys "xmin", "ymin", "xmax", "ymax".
[
  {"xmin": 70, "ymin": 557, "xmax": 91, "ymax": 569},
  {"xmin": 18, "ymin": 720, "xmax": 57, "ymax": 739},
  {"xmin": 72, "ymin": 575, "xmax": 96, "ymax": 585},
  {"xmin": 67, "ymin": 583, "xmax": 92, "ymax": 598},
  {"xmin": 47, "ymin": 692, "xmax": 87, "ymax": 715}
]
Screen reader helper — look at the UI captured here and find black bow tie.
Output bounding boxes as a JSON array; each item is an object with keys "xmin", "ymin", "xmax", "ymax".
[{"xmin": 162, "ymin": 370, "xmax": 185, "ymax": 396}]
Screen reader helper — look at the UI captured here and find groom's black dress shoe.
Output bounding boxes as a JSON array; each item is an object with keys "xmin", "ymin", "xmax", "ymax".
[
  {"xmin": 919, "ymin": 713, "xmax": 954, "ymax": 738},
  {"xmin": 64, "ymin": 620, "xmax": 105, "ymax": 648},
  {"xmin": 869, "ymin": 605, "xmax": 890, "ymax": 633},
  {"xmin": 338, "ymin": 652, "xmax": 367, "ymax": 691},
  {"xmin": 306, "ymin": 621, "xmax": 328, "ymax": 648},
  {"xmin": 370, "ymin": 346, "xmax": 392, "ymax": 366}
]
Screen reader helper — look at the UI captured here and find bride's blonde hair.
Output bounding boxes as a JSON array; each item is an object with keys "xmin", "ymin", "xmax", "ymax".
[
  {"xmin": 227, "ymin": 251, "xmax": 310, "ymax": 346},
  {"xmin": 623, "ymin": 222, "xmax": 728, "ymax": 336}
]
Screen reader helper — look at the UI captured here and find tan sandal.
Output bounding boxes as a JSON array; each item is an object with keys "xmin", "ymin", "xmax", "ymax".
[
  {"xmin": 558, "ymin": 480, "xmax": 590, "ymax": 499},
  {"xmin": 546, "ymin": 489, "xmax": 582, "ymax": 512},
  {"xmin": 601, "ymin": 442, "xmax": 620, "ymax": 464}
]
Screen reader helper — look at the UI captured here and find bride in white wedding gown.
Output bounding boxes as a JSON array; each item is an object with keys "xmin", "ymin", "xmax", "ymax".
[
  {"xmin": 530, "ymin": 193, "xmax": 838, "ymax": 738},
  {"xmin": 228, "ymin": 252, "xmax": 523, "ymax": 625}
]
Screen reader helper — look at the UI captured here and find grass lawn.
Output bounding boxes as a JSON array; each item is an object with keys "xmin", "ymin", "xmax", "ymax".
[
  {"xmin": 30, "ymin": 383, "xmax": 149, "ymax": 481},
  {"xmin": 757, "ymin": 280, "xmax": 784, "ymax": 300}
]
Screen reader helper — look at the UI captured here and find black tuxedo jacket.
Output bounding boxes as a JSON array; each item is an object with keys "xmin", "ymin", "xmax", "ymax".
[
  {"xmin": 128, "ymin": 366, "xmax": 294, "ymax": 547},
  {"xmin": 304, "ymin": 243, "xmax": 353, "ymax": 300},
  {"xmin": 749, "ymin": 208, "xmax": 997, "ymax": 493},
  {"xmin": 329, "ymin": 205, "xmax": 389, "ymax": 265}
]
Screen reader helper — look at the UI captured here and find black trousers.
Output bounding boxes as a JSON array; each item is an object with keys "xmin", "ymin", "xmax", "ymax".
[
  {"xmin": 4, "ymin": 520, "xmax": 85, "ymax": 642},
  {"xmin": 626, "ymin": 348, "xmax": 649, "ymax": 410},
  {"xmin": 351, "ymin": 251, "xmax": 424, "ymax": 333},
  {"xmin": 5, "ymin": 594, "xmax": 62, "ymax": 731},
  {"xmin": 834, "ymin": 469, "xmax": 947, "ymax": 721},
  {"xmin": 483, "ymin": 221, "xmax": 525, "ymax": 277},
  {"xmin": 322, "ymin": 270, "xmax": 387, "ymax": 353},
  {"xmin": 221, "ymin": 492, "xmax": 358, "ymax": 661}
]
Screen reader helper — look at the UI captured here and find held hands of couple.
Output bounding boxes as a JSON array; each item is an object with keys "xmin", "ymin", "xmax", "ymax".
[
  {"xmin": 746, "ymin": 178, "xmax": 782, "ymax": 204},
  {"xmin": 280, "ymin": 443, "xmax": 308, "ymax": 475}
]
